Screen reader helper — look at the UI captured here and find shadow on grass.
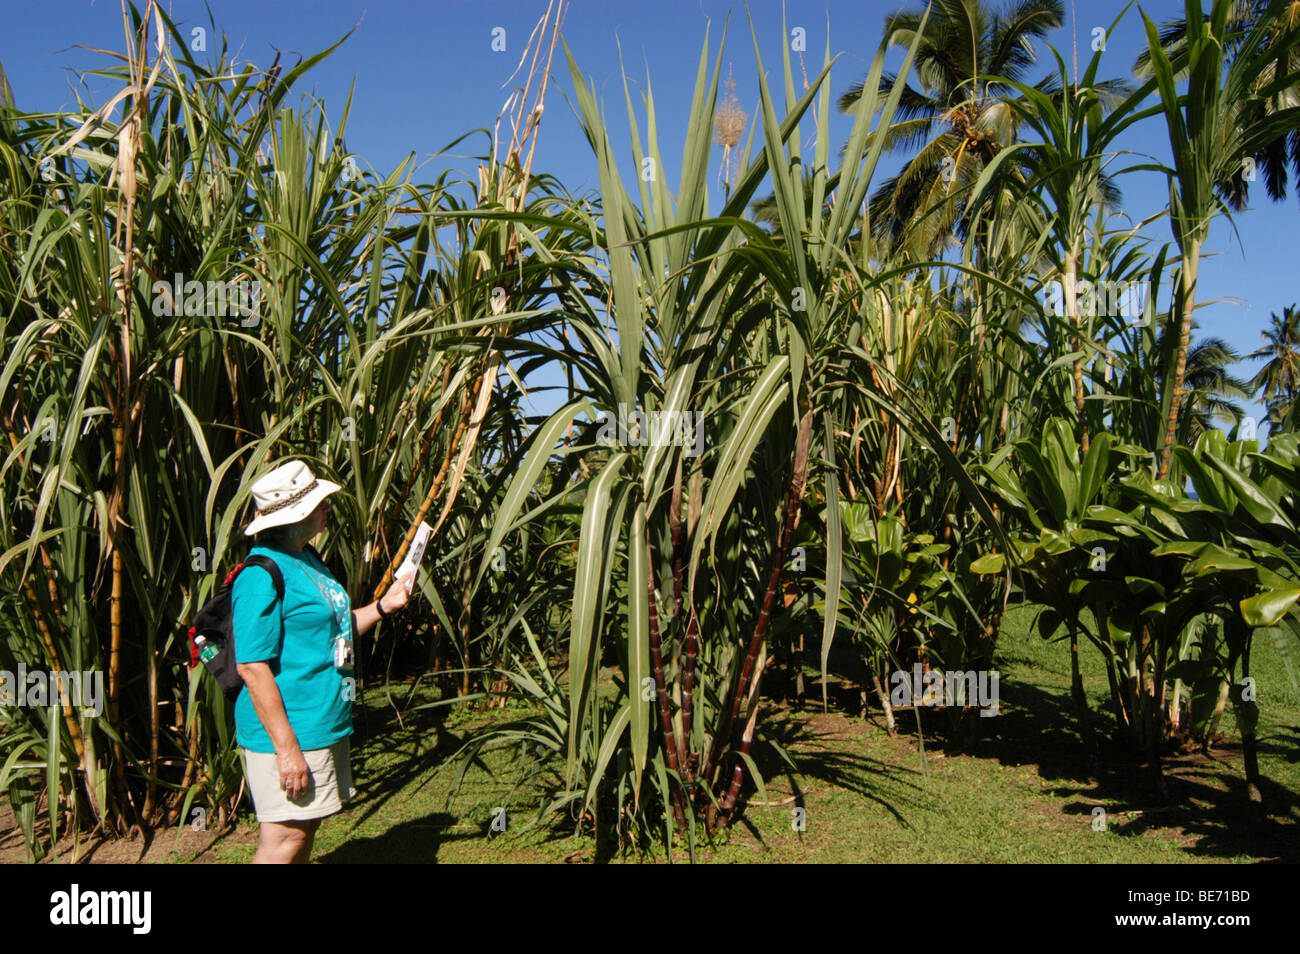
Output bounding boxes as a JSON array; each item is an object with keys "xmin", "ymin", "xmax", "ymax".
[
  {"xmin": 880, "ymin": 652, "xmax": 1300, "ymax": 862},
  {"xmin": 342, "ymin": 683, "xmax": 476, "ymax": 830},
  {"xmin": 340, "ymin": 684, "xmax": 592, "ymax": 860},
  {"xmin": 728, "ymin": 708, "xmax": 932, "ymax": 843},
  {"xmin": 334, "ymin": 644, "xmax": 1300, "ymax": 862},
  {"xmin": 1260, "ymin": 723, "xmax": 1300, "ymax": 766},
  {"xmin": 316, "ymin": 810, "xmax": 461, "ymax": 863}
]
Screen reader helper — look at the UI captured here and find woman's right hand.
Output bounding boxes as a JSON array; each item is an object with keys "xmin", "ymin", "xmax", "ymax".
[
  {"xmin": 240, "ymin": 661, "xmax": 311, "ymax": 795},
  {"xmin": 277, "ymin": 746, "xmax": 311, "ymax": 799},
  {"xmin": 381, "ymin": 569, "xmax": 415, "ymax": 613}
]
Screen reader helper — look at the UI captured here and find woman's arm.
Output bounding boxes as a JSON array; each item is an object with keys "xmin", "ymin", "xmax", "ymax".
[
  {"xmin": 236, "ymin": 660, "xmax": 310, "ymax": 797},
  {"xmin": 352, "ymin": 570, "xmax": 414, "ymax": 638}
]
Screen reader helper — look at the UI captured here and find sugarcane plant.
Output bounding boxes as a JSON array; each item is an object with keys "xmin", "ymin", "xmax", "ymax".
[
  {"xmin": 0, "ymin": 0, "xmax": 562, "ymax": 856},
  {"xmin": 432, "ymin": 6, "xmax": 1014, "ymax": 853}
]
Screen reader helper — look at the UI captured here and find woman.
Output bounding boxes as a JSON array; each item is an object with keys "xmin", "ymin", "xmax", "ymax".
[{"xmin": 233, "ymin": 459, "xmax": 413, "ymax": 863}]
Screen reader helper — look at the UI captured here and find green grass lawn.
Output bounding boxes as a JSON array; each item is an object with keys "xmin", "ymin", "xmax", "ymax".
[
  {"xmin": 169, "ymin": 601, "xmax": 1297, "ymax": 864},
  {"xmin": 7, "ymin": 601, "xmax": 1296, "ymax": 863}
]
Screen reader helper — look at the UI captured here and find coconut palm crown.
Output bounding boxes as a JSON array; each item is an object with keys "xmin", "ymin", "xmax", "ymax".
[
  {"xmin": 839, "ymin": 0, "xmax": 1066, "ymax": 258},
  {"xmin": 1248, "ymin": 304, "xmax": 1300, "ymax": 429},
  {"xmin": 1135, "ymin": 0, "xmax": 1300, "ymax": 210}
]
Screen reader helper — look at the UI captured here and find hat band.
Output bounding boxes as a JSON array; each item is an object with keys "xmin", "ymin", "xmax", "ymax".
[{"xmin": 256, "ymin": 479, "xmax": 319, "ymax": 517}]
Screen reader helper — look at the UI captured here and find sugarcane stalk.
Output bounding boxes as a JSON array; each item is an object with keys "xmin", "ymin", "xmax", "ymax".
[
  {"xmin": 372, "ymin": 388, "xmax": 473, "ymax": 601},
  {"xmin": 645, "ymin": 533, "xmax": 687, "ymax": 827},
  {"xmin": 458, "ymin": 558, "xmax": 474, "ymax": 698},
  {"xmin": 704, "ymin": 411, "xmax": 812, "ymax": 794},
  {"xmin": 375, "ymin": 3, "xmax": 559, "ymax": 598},
  {"xmin": 374, "ymin": 361, "xmax": 454, "ymax": 562},
  {"xmin": 168, "ymin": 715, "xmax": 200, "ymax": 826},
  {"xmin": 718, "ymin": 645, "xmax": 768, "ymax": 818},
  {"xmin": 1, "ymin": 403, "xmax": 70, "ymax": 624},
  {"xmin": 3, "ymin": 382, "xmax": 101, "ymax": 823},
  {"xmin": 101, "ymin": 0, "xmax": 168, "ymax": 834},
  {"xmin": 141, "ymin": 618, "xmax": 163, "ymax": 824},
  {"xmin": 20, "ymin": 580, "xmax": 89, "ymax": 762},
  {"xmin": 679, "ymin": 610, "xmax": 700, "ymax": 782},
  {"xmin": 670, "ymin": 452, "xmax": 684, "ymax": 617},
  {"xmin": 667, "ymin": 452, "xmax": 700, "ymax": 782}
]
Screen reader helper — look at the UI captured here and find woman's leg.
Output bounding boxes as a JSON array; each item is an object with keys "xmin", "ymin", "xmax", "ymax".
[{"xmin": 253, "ymin": 818, "xmax": 323, "ymax": 864}]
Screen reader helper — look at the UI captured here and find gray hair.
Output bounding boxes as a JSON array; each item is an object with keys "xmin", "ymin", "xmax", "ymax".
[{"xmin": 257, "ymin": 515, "xmax": 314, "ymax": 548}]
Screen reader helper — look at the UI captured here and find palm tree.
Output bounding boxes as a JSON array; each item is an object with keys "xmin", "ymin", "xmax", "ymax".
[
  {"xmin": 972, "ymin": 22, "xmax": 1142, "ymax": 452},
  {"xmin": 1143, "ymin": 0, "xmax": 1300, "ymax": 479},
  {"xmin": 1179, "ymin": 336, "xmax": 1252, "ymax": 441},
  {"xmin": 1135, "ymin": 0, "xmax": 1300, "ymax": 211},
  {"xmin": 1247, "ymin": 304, "xmax": 1300, "ymax": 428},
  {"xmin": 838, "ymin": 0, "xmax": 1066, "ymax": 258},
  {"xmin": 1143, "ymin": 326, "xmax": 1250, "ymax": 441}
]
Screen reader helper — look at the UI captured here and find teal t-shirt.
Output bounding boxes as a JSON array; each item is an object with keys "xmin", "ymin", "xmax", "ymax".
[{"xmin": 231, "ymin": 542, "xmax": 354, "ymax": 753}]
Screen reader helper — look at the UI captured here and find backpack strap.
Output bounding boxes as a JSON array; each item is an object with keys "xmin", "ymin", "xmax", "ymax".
[
  {"xmin": 240, "ymin": 555, "xmax": 286, "ymax": 648},
  {"xmin": 241, "ymin": 555, "xmax": 285, "ymax": 601}
]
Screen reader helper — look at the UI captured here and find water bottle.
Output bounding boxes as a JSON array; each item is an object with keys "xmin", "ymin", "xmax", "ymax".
[{"xmin": 196, "ymin": 635, "xmax": 219, "ymax": 665}]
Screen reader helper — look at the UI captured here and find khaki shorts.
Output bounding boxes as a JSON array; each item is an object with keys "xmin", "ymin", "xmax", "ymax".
[{"xmin": 242, "ymin": 738, "xmax": 356, "ymax": 823}]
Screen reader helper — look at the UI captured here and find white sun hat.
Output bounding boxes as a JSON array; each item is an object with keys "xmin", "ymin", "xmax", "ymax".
[{"xmin": 243, "ymin": 460, "xmax": 341, "ymax": 537}]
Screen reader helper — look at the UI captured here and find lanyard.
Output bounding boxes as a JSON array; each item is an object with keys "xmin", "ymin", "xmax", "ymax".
[{"xmin": 292, "ymin": 552, "xmax": 351, "ymax": 638}]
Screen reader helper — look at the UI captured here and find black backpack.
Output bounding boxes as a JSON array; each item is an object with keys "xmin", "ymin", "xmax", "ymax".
[{"xmin": 188, "ymin": 556, "xmax": 284, "ymax": 699}]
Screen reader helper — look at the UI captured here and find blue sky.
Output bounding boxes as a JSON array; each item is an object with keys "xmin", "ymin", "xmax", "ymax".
[{"xmin": 4, "ymin": 0, "xmax": 1296, "ymax": 430}]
